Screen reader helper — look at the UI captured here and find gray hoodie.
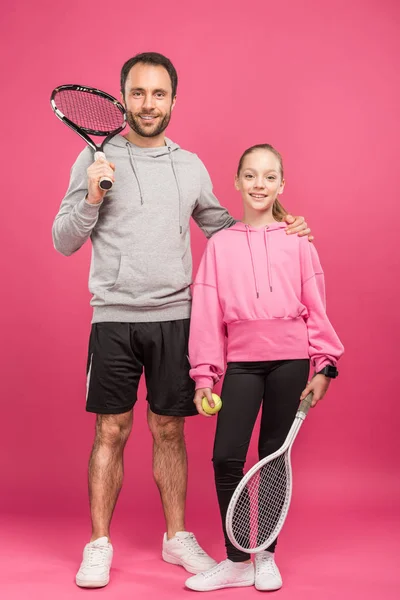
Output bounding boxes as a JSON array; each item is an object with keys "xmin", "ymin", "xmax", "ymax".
[{"xmin": 52, "ymin": 135, "xmax": 235, "ymax": 323}]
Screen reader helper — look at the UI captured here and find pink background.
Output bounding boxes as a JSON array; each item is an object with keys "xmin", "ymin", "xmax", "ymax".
[{"xmin": 1, "ymin": 0, "xmax": 399, "ymax": 598}]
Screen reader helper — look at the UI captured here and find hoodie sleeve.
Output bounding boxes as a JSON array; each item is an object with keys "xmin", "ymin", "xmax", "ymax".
[
  {"xmin": 52, "ymin": 147, "xmax": 103, "ymax": 256},
  {"xmin": 189, "ymin": 239, "xmax": 226, "ymax": 389},
  {"xmin": 191, "ymin": 158, "xmax": 236, "ymax": 238},
  {"xmin": 300, "ymin": 240, "xmax": 344, "ymax": 372}
]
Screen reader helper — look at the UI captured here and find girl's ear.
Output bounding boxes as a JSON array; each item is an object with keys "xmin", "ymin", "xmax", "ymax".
[{"xmin": 234, "ymin": 175, "xmax": 240, "ymax": 191}]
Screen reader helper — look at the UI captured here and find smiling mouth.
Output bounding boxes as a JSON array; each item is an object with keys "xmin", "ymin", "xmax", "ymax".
[
  {"xmin": 250, "ymin": 193, "xmax": 267, "ymax": 199},
  {"xmin": 139, "ymin": 114, "xmax": 158, "ymax": 121}
]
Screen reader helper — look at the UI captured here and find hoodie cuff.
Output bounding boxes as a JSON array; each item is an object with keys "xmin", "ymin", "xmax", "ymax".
[
  {"xmin": 78, "ymin": 195, "xmax": 103, "ymax": 217},
  {"xmin": 194, "ymin": 377, "xmax": 215, "ymax": 390},
  {"xmin": 314, "ymin": 358, "xmax": 335, "ymax": 374}
]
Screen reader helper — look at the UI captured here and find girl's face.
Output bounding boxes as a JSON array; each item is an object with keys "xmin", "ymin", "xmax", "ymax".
[{"xmin": 235, "ymin": 149, "xmax": 285, "ymax": 214}]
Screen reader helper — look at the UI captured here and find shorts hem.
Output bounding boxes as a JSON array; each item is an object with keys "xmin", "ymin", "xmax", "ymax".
[
  {"xmin": 86, "ymin": 404, "xmax": 134, "ymax": 415},
  {"xmin": 148, "ymin": 406, "xmax": 199, "ymax": 417}
]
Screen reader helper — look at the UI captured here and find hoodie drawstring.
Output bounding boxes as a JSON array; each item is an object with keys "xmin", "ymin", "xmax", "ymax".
[
  {"xmin": 168, "ymin": 148, "xmax": 183, "ymax": 234},
  {"xmin": 246, "ymin": 225, "xmax": 273, "ymax": 297},
  {"xmin": 126, "ymin": 142, "xmax": 183, "ymax": 233},
  {"xmin": 126, "ymin": 143, "xmax": 144, "ymax": 205},
  {"xmin": 264, "ymin": 228, "xmax": 273, "ymax": 292},
  {"xmin": 246, "ymin": 226, "xmax": 260, "ymax": 298}
]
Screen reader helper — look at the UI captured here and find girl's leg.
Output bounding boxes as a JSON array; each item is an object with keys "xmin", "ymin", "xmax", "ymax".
[
  {"xmin": 213, "ymin": 362, "xmax": 266, "ymax": 562},
  {"xmin": 259, "ymin": 359, "xmax": 310, "ymax": 553}
]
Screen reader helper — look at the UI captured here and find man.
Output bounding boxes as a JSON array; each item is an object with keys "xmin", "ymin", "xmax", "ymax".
[{"xmin": 52, "ymin": 52, "xmax": 311, "ymax": 588}]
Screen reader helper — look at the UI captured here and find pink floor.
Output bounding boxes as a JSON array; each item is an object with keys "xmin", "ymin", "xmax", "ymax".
[{"xmin": 2, "ymin": 504, "xmax": 399, "ymax": 600}]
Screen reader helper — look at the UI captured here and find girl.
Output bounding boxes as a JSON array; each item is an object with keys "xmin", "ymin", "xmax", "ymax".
[{"xmin": 186, "ymin": 144, "xmax": 344, "ymax": 592}]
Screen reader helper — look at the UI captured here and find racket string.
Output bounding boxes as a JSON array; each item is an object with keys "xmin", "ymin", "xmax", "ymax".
[
  {"xmin": 231, "ymin": 453, "xmax": 289, "ymax": 550},
  {"xmin": 55, "ymin": 90, "xmax": 124, "ymax": 132}
]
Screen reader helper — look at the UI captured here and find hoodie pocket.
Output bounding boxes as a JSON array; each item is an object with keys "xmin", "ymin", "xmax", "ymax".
[
  {"xmin": 106, "ymin": 254, "xmax": 128, "ymax": 293},
  {"xmin": 105, "ymin": 253, "xmax": 189, "ymax": 306}
]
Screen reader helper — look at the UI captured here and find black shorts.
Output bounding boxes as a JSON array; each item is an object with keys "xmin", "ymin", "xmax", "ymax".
[{"xmin": 86, "ymin": 320, "xmax": 197, "ymax": 417}]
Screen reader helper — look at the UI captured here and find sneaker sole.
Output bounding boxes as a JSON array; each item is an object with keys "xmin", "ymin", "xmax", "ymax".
[
  {"xmin": 162, "ymin": 551, "xmax": 216, "ymax": 575},
  {"xmin": 185, "ymin": 580, "xmax": 254, "ymax": 591},
  {"xmin": 255, "ymin": 581, "xmax": 283, "ymax": 591},
  {"xmin": 76, "ymin": 577, "xmax": 109, "ymax": 588}
]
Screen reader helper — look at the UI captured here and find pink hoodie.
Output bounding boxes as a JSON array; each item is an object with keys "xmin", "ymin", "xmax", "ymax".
[{"xmin": 189, "ymin": 222, "xmax": 344, "ymax": 389}]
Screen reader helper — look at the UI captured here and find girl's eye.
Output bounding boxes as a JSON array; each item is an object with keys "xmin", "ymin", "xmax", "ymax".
[
  {"xmin": 245, "ymin": 174, "xmax": 254, "ymax": 179},
  {"xmin": 267, "ymin": 176, "xmax": 276, "ymax": 180}
]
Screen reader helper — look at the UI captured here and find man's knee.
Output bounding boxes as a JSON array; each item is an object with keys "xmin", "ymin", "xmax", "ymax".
[
  {"xmin": 147, "ymin": 409, "xmax": 185, "ymax": 444},
  {"xmin": 94, "ymin": 411, "xmax": 133, "ymax": 448}
]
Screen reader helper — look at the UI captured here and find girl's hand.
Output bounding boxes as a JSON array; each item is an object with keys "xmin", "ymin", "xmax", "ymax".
[
  {"xmin": 300, "ymin": 374, "xmax": 331, "ymax": 407},
  {"xmin": 194, "ymin": 387, "xmax": 214, "ymax": 417}
]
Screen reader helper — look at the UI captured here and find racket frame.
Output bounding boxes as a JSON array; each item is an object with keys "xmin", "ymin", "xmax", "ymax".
[{"xmin": 50, "ymin": 84, "xmax": 126, "ymax": 189}]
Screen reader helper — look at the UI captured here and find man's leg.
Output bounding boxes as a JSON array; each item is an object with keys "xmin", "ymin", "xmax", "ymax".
[
  {"xmin": 76, "ymin": 323, "xmax": 142, "ymax": 588},
  {"xmin": 89, "ymin": 411, "xmax": 133, "ymax": 541},
  {"xmin": 147, "ymin": 410, "xmax": 186, "ymax": 537},
  {"xmin": 141, "ymin": 319, "xmax": 216, "ymax": 574}
]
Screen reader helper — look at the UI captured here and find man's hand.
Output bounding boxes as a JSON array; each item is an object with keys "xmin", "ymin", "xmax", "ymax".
[
  {"xmin": 86, "ymin": 156, "xmax": 116, "ymax": 205},
  {"xmin": 285, "ymin": 214, "xmax": 313, "ymax": 241},
  {"xmin": 300, "ymin": 374, "xmax": 331, "ymax": 407},
  {"xmin": 194, "ymin": 387, "xmax": 214, "ymax": 417}
]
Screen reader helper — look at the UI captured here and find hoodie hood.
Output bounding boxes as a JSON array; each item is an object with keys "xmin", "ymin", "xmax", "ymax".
[
  {"xmin": 108, "ymin": 134, "xmax": 180, "ymax": 157},
  {"xmin": 228, "ymin": 221, "xmax": 287, "ymax": 233}
]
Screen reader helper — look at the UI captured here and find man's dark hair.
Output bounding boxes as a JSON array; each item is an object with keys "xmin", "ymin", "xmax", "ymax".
[{"xmin": 120, "ymin": 52, "xmax": 178, "ymax": 98}]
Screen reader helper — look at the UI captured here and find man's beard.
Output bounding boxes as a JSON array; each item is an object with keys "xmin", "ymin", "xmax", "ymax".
[{"xmin": 126, "ymin": 109, "xmax": 172, "ymax": 138}]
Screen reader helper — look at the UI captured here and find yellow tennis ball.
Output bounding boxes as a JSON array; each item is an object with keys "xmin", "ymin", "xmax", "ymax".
[{"xmin": 202, "ymin": 393, "xmax": 222, "ymax": 415}]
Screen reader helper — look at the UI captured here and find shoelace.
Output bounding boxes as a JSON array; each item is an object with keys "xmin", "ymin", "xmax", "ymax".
[
  {"xmin": 202, "ymin": 560, "xmax": 231, "ymax": 579},
  {"xmin": 182, "ymin": 534, "xmax": 207, "ymax": 556},
  {"xmin": 86, "ymin": 545, "xmax": 109, "ymax": 567},
  {"xmin": 256, "ymin": 554, "xmax": 278, "ymax": 576}
]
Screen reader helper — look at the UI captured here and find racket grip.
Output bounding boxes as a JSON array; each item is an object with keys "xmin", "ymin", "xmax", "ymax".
[
  {"xmin": 298, "ymin": 392, "xmax": 313, "ymax": 416},
  {"xmin": 94, "ymin": 151, "xmax": 113, "ymax": 190}
]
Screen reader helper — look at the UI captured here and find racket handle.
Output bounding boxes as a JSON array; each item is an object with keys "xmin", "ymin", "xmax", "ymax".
[
  {"xmin": 94, "ymin": 151, "xmax": 113, "ymax": 190},
  {"xmin": 298, "ymin": 392, "xmax": 313, "ymax": 416}
]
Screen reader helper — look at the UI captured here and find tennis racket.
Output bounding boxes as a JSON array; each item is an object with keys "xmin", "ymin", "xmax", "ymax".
[
  {"xmin": 226, "ymin": 392, "xmax": 313, "ymax": 554},
  {"xmin": 50, "ymin": 84, "xmax": 126, "ymax": 190}
]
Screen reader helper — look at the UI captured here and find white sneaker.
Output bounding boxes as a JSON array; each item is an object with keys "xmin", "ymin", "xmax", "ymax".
[
  {"xmin": 162, "ymin": 531, "xmax": 217, "ymax": 574},
  {"xmin": 255, "ymin": 551, "xmax": 283, "ymax": 591},
  {"xmin": 185, "ymin": 559, "xmax": 255, "ymax": 591},
  {"xmin": 75, "ymin": 536, "xmax": 113, "ymax": 588}
]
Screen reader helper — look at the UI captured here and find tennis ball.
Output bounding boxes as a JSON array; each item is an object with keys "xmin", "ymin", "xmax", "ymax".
[{"xmin": 202, "ymin": 393, "xmax": 222, "ymax": 415}]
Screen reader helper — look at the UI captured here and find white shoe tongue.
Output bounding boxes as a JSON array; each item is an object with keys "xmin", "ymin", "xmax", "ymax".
[
  {"xmin": 91, "ymin": 536, "xmax": 109, "ymax": 546},
  {"xmin": 175, "ymin": 531, "xmax": 191, "ymax": 539}
]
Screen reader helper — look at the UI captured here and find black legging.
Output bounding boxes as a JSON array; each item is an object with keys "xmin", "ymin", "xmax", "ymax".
[{"xmin": 213, "ymin": 359, "xmax": 310, "ymax": 562}]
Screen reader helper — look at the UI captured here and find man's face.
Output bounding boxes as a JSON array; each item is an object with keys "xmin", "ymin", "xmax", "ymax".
[{"xmin": 122, "ymin": 63, "xmax": 176, "ymax": 138}]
